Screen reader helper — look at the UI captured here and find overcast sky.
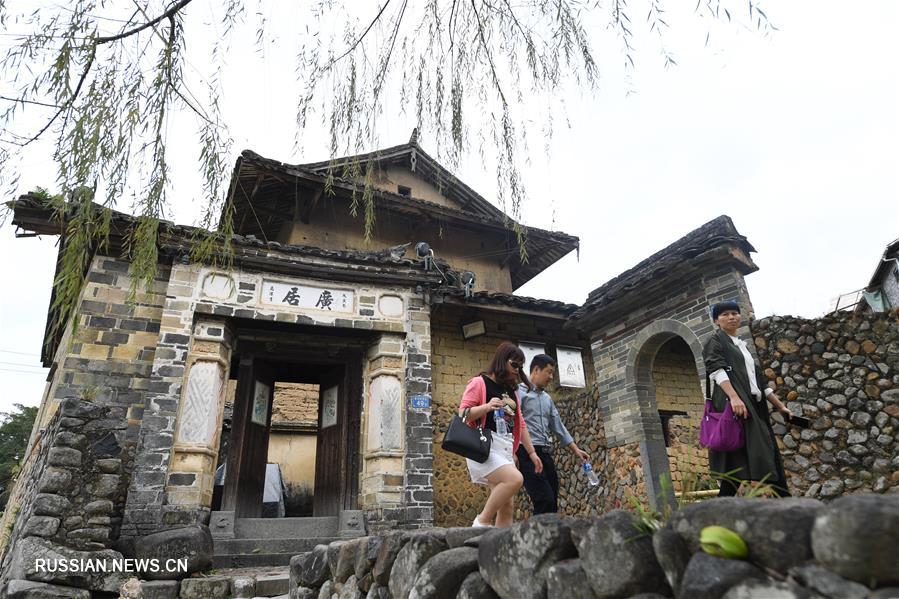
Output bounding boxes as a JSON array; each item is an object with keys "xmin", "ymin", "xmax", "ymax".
[{"xmin": 1, "ymin": 1, "xmax": 897, "ymax": 415}]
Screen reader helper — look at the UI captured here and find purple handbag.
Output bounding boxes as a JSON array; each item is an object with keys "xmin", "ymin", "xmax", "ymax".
[{"xmin": 700, "ymin": 399, "xmax": 745, "ymax": 452}]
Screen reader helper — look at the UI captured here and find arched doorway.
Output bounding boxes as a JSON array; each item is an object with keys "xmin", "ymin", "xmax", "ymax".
[
  {"xmin": 650, "ymin": 336, "xmax": 709, "ymax": 498},
  {"xmin": 626, "ymin": 319, "xmax": 707, "ymax": 510}
]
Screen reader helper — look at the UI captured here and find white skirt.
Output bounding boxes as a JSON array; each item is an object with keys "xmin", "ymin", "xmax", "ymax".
[{"xmin": 466, "ymin": 431, "xmax": 515, "ymax": 485}]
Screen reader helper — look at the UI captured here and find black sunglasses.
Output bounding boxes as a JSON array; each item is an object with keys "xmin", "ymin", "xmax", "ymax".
[{"xmin": 509, "ymin": 360, "xmax": 523, "ymax": 369}]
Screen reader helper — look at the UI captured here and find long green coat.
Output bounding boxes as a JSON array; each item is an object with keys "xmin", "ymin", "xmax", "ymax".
[{"xmin": 702, "ymin": 329, "xmax": 787, "ymax": 487}]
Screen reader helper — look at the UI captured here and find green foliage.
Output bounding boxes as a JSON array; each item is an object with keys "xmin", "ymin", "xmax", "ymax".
[
  {"xmin": 700, "ymin": 525, "xmax": 748, "ymax": 559},
  {"xmin": 0, "ymin": 404, "xmax": 38, "ymax": 512},
  {"xmin": 626, "ymin": 465, "xmax": 778, "ymax": 536}
]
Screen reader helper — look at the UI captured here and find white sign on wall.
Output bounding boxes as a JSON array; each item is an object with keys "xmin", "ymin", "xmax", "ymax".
[
  {"xmin": 251, "ymin": 381, "xmax": 270, "ymax": 426},
  {"xmin": 321, "ymin": 385, "xmax": 339, "ymax": 429},
  {"xmin": 557, "ymin": 346, "xmax": 586, "ymax": 388},
  {"xmin": 261, "ymin": 280, "xmax": 354, "ymax": 313},
  {"xmin": 518, "ymin": 342, "xmax": 545, "ymax": 374}
]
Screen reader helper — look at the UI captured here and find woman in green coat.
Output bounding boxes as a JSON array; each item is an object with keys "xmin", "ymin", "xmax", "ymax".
[{"xmin": 703, "ymin": 301, "xmax": 793, "ymax": 497}]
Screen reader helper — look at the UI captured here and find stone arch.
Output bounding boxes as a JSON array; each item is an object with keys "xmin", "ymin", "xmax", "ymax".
[{"xmin": 624, "ymin": 319, "xmax": 706, "ymax": 510}]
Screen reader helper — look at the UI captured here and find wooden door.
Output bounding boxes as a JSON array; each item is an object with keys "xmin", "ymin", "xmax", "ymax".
[
  {"xmin": 221, "ymin": 356, "xmax": 275, "ymax": 518},
  {"xmin": 313, "ymin": 366, "xmax": 343, "ymax": 516}
]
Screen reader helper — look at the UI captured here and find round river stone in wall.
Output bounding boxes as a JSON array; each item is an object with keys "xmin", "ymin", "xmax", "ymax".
[{"xmin": 378, "ymin": 294, "xmax": 404, "ymax": 317}]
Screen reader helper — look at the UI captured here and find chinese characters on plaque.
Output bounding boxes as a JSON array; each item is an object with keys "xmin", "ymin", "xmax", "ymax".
[
  {"xmin": 557, "ymin": 346, "xmax": 586, "ymax": 388},
  {"xmin": 251, "ymin": 381, "xmax": 270, "ymax": 426},
  {"xmin": 321, "ymin": 385, "xmax": 338, "ymax": 429},
  {"xmin": 261, "ymin": 280, "xmax": 354, "ymax": 314}
]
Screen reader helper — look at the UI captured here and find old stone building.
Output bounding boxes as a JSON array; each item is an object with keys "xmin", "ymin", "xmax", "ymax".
[{"xmin": 2, "ymin": 137, "xmax": 896, "ymax": 595}]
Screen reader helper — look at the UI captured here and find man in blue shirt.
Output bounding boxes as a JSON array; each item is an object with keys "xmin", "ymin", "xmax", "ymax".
[{"xmin": 516, "ymin": 354, "xmax": 590, "ymax": 514}]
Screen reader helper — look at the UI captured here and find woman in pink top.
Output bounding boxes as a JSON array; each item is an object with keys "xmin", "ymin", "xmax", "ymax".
[{"xmin": 459, "ymin": 342, "xmax": 543, "ymax": 527}]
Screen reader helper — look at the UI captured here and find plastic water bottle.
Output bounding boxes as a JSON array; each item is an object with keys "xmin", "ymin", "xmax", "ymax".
[
  {"xmin": 494, "ymin": 408, "xmax": 510, "ymax": 437},
  {"xmin": 583, "ymin": 462, "xmax": 599, "ymax": 486}
]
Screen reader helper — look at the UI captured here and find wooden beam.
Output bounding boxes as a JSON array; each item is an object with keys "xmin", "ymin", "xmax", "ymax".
[{"xmin": 249, "ymin": 202, "xmax": 289, "ymax": 220}]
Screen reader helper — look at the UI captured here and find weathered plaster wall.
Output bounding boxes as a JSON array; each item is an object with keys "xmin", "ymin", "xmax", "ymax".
[{"xmin": 280, "ymin": 204, "xmax": 515, "ymax": 293}]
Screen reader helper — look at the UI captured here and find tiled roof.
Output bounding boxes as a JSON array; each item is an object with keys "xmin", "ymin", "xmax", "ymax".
[
  {"xmin": 569, "ymin": 215, "xmax": 755, "ymax": 322},
  {"xmin": 436, "ymin": 288, "xmax": 578, "ymax": 315}
]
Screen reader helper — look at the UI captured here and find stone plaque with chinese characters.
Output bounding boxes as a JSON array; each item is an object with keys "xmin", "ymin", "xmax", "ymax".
[{"xmin": 260, "ymin": 280, "xmax": 354, "ymax": 313}]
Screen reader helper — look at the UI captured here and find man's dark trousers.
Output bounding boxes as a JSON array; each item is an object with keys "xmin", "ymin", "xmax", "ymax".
[{"xmin": 516, "ymin": 445, "xmax": 559, "ymax": 514}]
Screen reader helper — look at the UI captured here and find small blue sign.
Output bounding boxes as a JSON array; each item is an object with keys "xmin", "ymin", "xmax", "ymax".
[{"xmin": 410, "ymin": 394, "xmax": 431, "ymax": 409}]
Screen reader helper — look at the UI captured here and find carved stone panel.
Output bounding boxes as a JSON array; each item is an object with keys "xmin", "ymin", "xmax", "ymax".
[
  {"xmin": 201, "ymin": 273, "xmax": 236, "ymax": 300},
  {"xmin": 367, "ymin": 375, "xmax": 403, "ymax": 452},
  {"xmin": 178, "ymin": 360, "xmax": 224, "ymax": 446}
]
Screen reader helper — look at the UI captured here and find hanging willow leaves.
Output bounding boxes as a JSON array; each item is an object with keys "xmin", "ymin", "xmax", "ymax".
[{"xmin": 0, "ymin": 0, "xmax": 774, "ymax": 344}]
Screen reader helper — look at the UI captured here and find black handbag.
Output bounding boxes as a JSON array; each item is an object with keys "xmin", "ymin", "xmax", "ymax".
[{"xmin": 442, "ymin": 408, "xmax": 491, "ymax": 463}]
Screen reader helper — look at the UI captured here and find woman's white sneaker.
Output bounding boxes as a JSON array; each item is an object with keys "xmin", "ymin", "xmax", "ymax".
[{"xmin": 472, "ymin": 515, "xmax": 492, "ymax": 528}]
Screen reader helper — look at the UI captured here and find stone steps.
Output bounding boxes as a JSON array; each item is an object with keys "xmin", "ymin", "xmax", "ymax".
[
  {"xmin": 234, "ymin": 516, "xmax": 339, "ymax": 539},
  {"xmin": 213, "ymin": 538, "xmax": 331, "ymax": 568},
  {"xmin": 212, "ymin": 516, "xmax": 341, "ymax": 568}
]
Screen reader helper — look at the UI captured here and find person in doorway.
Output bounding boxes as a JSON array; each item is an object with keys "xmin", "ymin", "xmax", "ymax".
[
  {"xmin": 516, "ymin": 354, "xmax": 590, "ymax": 514},
  {"xmin": 703, "ymin": 300, "xmax": 793, "ymax": 497},
  {"xmin": 459, "ymin": 342, "xmax": 543, "ymax": 527}
]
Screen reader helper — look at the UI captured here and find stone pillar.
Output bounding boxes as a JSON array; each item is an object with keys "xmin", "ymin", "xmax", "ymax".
[
  {"xmin": 120, "ymin": 263, "xmax": 200, "ymax": 539},
  {"xmin": 163, "ymin": 319, "xmax": 233, "ymax": 527},
  {"xmin": 402, "ymin": 297, "xmax": 434, "ymax": 527},
  {"xmin": 360, "ymin": 334, "xmax": 406, "ymax": 517}
]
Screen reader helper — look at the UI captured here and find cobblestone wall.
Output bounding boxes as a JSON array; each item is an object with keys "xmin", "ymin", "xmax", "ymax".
[
  {"xmin": 751, "ymin": 311, "xmax": 899, "ymax": 497},
  {"xmin": 514, "ymin": 385, "xmax": 647, "ymax": 519}
]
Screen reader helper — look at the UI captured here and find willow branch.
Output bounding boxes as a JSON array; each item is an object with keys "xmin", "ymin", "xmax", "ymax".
[
  {"xmin": 20, "ymin": 46, "xmax": 96, "ymax": 147},
  {"xmin": 326, "ymin": 1, "xmax": 392, "ymax": 69},
  {"xmin": 95, "ymin": 0, "xmax": 195, "ymax": 44}
]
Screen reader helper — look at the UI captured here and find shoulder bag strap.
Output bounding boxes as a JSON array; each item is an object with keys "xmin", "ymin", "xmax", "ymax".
[{"xmin": 706, "ymin": 331, "xmax": 734, "ymax": 400}]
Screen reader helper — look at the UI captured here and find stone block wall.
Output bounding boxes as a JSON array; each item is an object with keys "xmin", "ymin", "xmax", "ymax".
[
  {"xmin": 286, "ymin": 495, "xmax": 899, "ymax": 599},
  {"xmin": 121, "ymin": 260, "xmax": 434, "ymax": 537},
  {"xmin": 429, "ymin": 305, "xmax": 592, "ymax": 527},
  {"xmin": 751, "ymin": 311, "xmax": 899, "ymax": 497},
  {"xmin": 44, "ymin": 256, "xmax": 167, "ymax": 435},
  {"xmin": 0, "ymin": 399, "xmax": 127, "ymax": 589}
]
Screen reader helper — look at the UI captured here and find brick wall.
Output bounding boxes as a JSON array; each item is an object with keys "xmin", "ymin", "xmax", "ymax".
[
  {"xmin": 48, "ymin": 256, "xmax": 167, "ymax": 427},
  {"xmin": 651, "ymin": 338, "xmax": 708, "ymax": 492},
  {"xmin": 429, "ymin": 304, "xmax": 592, "ymax": 527}
]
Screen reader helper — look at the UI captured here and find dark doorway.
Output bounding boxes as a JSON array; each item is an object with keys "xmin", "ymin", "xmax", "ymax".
[{"xmin": 216, "ymin": 325, "xmax": 367, "ymax": 520}]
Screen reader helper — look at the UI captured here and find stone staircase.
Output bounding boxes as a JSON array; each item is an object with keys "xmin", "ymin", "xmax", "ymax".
[{"xmin": 213, "ymin": 516, "xmax": 340, "ymax": 568}]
